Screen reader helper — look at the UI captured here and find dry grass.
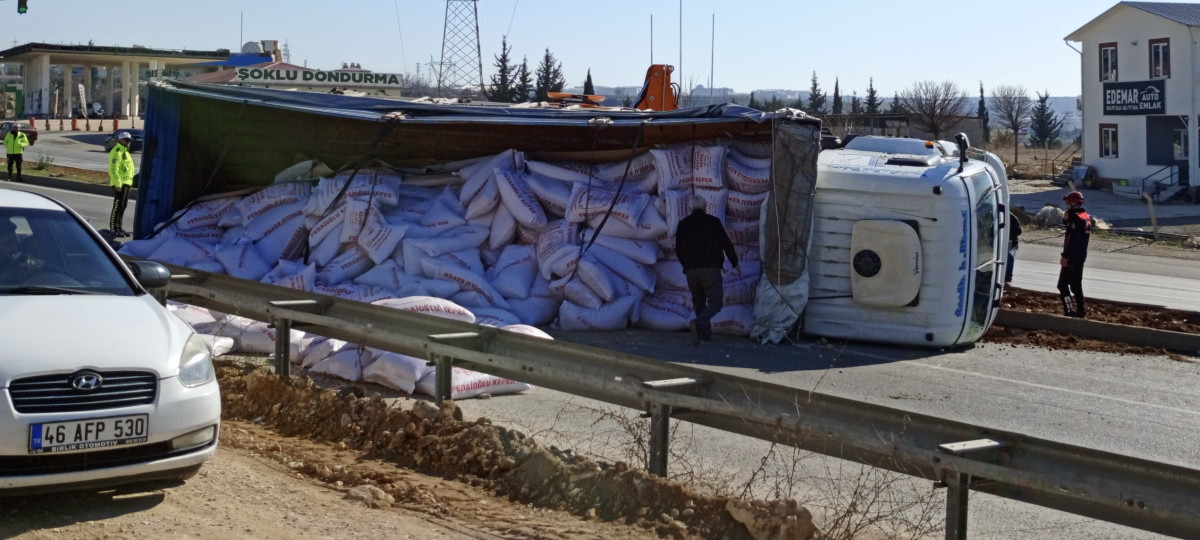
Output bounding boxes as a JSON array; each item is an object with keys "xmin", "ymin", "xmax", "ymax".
[{"xmin": 981, "ymin": 138, "xmax": 1080, "ymax": 180}]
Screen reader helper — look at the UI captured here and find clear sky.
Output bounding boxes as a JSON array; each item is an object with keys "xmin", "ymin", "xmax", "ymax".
[{"xmin": 0, "ymin": 0, "xmax": 1139, "ymax": 97}]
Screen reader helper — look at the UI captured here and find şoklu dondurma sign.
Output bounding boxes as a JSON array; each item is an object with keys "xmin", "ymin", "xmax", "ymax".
[
  {"xmin": 1103, "ymin": 80, "xmax": 1165, "ymax": 115},
  {"xmin": 234, "ymin": 68, "xmax": 404, "ymax": 89}
]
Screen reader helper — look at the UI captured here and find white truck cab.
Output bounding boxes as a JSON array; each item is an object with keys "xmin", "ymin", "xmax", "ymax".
[{"xmin": 804, "ymin": 135, "xmax": 1010, "ymax": 347}]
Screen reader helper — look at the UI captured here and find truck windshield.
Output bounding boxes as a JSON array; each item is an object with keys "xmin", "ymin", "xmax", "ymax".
[{"xmin": 962, "ymin": 171, "xmax": 999, "ymax": 342}]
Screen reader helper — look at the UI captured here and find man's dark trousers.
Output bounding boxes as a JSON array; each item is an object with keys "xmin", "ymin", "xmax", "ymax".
[
  {"xmin": 1057, "ymin": 264, "xmax": 1085, "ymax": 317},
  {"xmin": 6, "ymin": 154, "xmax": 21, "ymax": 181},
  {"xmin": 685, "ymin": 267, "xmax": 723, "ymax": 338}
]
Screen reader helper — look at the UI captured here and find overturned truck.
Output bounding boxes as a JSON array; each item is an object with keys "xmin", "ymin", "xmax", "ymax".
[{"xmin": 129, "ymin": 82, "xmax": 1005, "ymax": 371}]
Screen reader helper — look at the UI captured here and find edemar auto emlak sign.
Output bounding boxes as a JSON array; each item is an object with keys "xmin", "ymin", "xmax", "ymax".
[
  {"xmin": 234, "ymin": 68, "xmax": 404, "ymax": 89},
  {"xmin": 1103, "ymin": 80, "xmax": 1165, "ymax": 115}
]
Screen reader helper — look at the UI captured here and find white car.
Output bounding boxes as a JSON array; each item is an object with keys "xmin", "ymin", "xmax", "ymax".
[{"xmin": 0, "ymin": 189, "xmax": 220, "ymax": 494}]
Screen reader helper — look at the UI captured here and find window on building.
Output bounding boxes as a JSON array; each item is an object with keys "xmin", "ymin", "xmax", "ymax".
[
  {"xmin": 1150, "ymin": 38, "xmax": 1170, "ymax": 79},
  {"xmin": 1099, "ymin": 42, "xmax": 1118, "ymax": 81},
  {"xmin": 1173, "ymin": 128, "xmax": 1188, "ymax": 160},
  {"xmin": 1100, "ymin": 124, "xmax": 1118, "ymax": 158}
]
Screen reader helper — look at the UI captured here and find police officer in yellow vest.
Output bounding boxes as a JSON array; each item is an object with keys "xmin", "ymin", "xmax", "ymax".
[
  {"xmin": 4, "ymin": 124, "xmax": 30, "ymax": 182},
  {"xmin": 108, "ymin": 132, "xmax": 135, "ymax": 238}
]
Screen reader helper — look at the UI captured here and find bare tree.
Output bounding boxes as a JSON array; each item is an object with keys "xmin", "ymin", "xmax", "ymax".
[
  {"xmin": 896, "ymin": 80, "xmax": 969, "ymax": 140},
  {"xmin": 991, "ymin": 85, "xmax": 1033, "ymax": 165}
]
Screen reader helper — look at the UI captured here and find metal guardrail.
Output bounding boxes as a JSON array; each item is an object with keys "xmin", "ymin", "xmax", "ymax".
[{"xmin": 154, "ymin": 264, "xmax": 1200, "ymax": 539}]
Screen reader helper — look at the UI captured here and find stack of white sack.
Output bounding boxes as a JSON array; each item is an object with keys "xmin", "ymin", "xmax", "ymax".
[{"xmin": 123, "ymin": 142, "xmax": 766, "ymax": 389}]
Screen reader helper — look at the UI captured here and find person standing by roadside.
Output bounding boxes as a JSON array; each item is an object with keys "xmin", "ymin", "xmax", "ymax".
[
  {"xmin": 1005, "ymin": 210, "xmax": 1023, "ymax": 285},
  {"xmin": 676, "ymin": 195, "xmax": 739, "ymax": 345},
  {"xmin": 1058, "ymin": 191, "xmax": 1094, "ymax": 317},
  {"xmin": 108, "ymin": 131, "xmax": 135, "ymax": 238},
  {"xmin": 4, "ymin": 124, "xmax": 30, "ymax": 182}
]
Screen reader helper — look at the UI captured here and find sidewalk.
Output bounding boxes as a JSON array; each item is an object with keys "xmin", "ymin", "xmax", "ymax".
[{"xmin": 1010, "ymin": 178, "xmax": 1200, "ymax": 236}]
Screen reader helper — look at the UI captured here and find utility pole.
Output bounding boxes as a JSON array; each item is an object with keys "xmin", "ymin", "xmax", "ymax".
[{"xmin": 439, "ymin": 0, "xmax": 484, "ymax": 98}]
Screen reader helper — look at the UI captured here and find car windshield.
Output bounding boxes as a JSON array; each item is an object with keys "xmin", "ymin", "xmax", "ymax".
[
  {"xmin": 0, "ymin": 208, "xmax": 135, "ymax": 295},
  {"xmin": 961, "ymin": 171, "xmax": 1000, "ymax": 342}
]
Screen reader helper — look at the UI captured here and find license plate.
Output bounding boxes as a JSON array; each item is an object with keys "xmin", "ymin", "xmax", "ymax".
[{"xmin": 29, "ymin": 414, "xmax": 149, "ymax": 454}]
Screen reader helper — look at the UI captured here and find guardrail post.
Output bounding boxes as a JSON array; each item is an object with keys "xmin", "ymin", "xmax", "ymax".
[
  {"xmin": 649, "ymin": 402, "xmax": 671, "ymax": 477},
  {"xmin": 944, "ymin": 471, "xmax": 970, "ymax": 540},
  {"xmin": 937, "ymin": 439, "xmax": 1005, "ymax": 540},
  {"xmin": 272, "ymin": 317, "xmax": 291, "ymax": 377},
  {"xmin": 430, "ymin": 353, "xmax": 454, "ymax": 403}
]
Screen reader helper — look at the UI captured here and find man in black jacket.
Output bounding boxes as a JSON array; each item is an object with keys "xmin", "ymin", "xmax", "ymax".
[
  {"xmin": 675, "ymin": 195, "xmax": 739, "ymax": 345},
  {"xmin": 1005, "ymin": 210, "xmax": 1023, "ymax": 285},
  {"xmin": 1058, "ymin": 191, "xmax": 1094, "ymax": 317}
]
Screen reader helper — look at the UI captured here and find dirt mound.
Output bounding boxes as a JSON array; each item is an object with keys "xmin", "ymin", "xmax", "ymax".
[
  {"xmin": 984, "ymin": 287, "xmax": 1198, "ymax": 360},
  {"xmin": 218, "ymin": 364, "xmax": 820, "ymax": 540}
]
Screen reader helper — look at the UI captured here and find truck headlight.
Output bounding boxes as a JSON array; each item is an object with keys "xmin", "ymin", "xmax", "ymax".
[{"xmin": 178, "ymin": 333, "xmax": 215, "ymax": 388}]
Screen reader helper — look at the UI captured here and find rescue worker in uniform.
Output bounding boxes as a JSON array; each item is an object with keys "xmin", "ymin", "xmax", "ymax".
[
  {"xmin": 1058, "ymin": 191, "xmax": 1094, "ymax": 318},
  {"xmin": 675, "ymin": 195, "xmax": 739, "ymax": 345},
  {"xmin": 4, "ymin": 124, "xmax": 30, "ymax": 182},
  {"xmin": 108, "ymin": 131, "xmax": 135, "ymax": 238}
]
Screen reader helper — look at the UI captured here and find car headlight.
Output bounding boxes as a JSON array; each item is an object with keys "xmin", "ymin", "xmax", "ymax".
[{"xmin": 178, "ymin": 333, "xmax": 215, "ymax": 388}]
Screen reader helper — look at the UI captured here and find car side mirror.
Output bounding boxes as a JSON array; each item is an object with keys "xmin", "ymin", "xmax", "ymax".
[{"xmin": 127, "ymin": 260, "xmax": 171, "ymax": 289}]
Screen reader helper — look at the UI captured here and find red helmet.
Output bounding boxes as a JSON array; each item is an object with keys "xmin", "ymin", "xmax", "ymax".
[{"xmin": 1063, "ymin": 191, "xmax": 1084, "ymax": 204}]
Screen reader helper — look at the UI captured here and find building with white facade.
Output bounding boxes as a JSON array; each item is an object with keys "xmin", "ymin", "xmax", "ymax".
[{"xmin": 1066, "ymin": 1, "xmax": 1200, "ymax": 201}]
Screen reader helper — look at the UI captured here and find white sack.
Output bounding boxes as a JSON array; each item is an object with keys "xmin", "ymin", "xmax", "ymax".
[
  {"xmin": 564, "ymin": 277, "xmax": 603, "ymax": 309},
  {"xmin": 310, "ymin": 346, "xmax": 369, "ymax": 382},
  {"xmin": 495, "ymin": 169, "xmax": 549, "ymax": 229},
  {"xmin": 358, "ymin": 205, "xmax": 408, "ymax": 264},
  {"xmin": 657, "ymin": 189, "xmax": 693, "ymax": 237},
  {"xmin": 362, "ymin": 352, "xmax": 428, "ymax": 394},
  {"xmin": 582, "ymin": 231, "xmax": 659, "ymax": 264},
  {"xmin": 317, "ymin": 245, "xmax": 374, "ymax": 284},
  {"xmin": 501, "ymin": 324, "xmax": 554, "ymax": 339},
  {"xmin": 587, "ymin": 244, "xmax": 656, "ymax": 293},
  {"xmin": 654, "ymin": 258, "xmax": 690, "ymax": 291},
  {"xmin": 176, "ymin": 197, "xmax": 239, "ymax": 231},
  {"xmin": 506, "ymin": 276, "xmax": 560, "ymax": 326},
  {"xmin": 488, "ymin": 245, "xmax": 538, "ymax": 300},
  {"xmin": 557, "ymin": 295, "xmax": 637, "ymax": 331},
  {"xmin": 422, "ymin": 259, "xmax": 510, "ymax": 309},
  {"xmin": 725, "ymin": 190, "xmax": 770, "ymax": 220},
  {"xmin": 725, "ymin": 153, "xmax": 771, "ymax": 194},
  {"xmin": 526, "ymin": 160, "xmax": 595, "ymax": 183},
  {"xmin": 148, "ymin": 238, "xmax": 217, "ymax": 267},
  {"xmin": 690, "ymin": 144, "xmax": 727, "ymax": 189},
  {"xmin": 651, "ymin": 147, "xmax": 693, "ymax": 193},
  {"xmin": 710, "ymin": 304, "xmax": 754, "ymax": 336},
  {"xmin": 694, "ymin": 186, "xmax": 728, "ymax": 226},
  {"xmin": 215, "ymin": 243, "xmax": 272, "ymax": 281},
  {"xmin": 300, "ymin": 336, "xmax": 347, "ymax": 369},
  {"xmin": 577, "ymin": 254, "xmax": 617, "ymax": 301},
  {"xmin": 471, "ymin": 307, "xmax": 522, "ymax": 327},
  {"xmin": 524, "ymin": 173, "xmax": 571, "ymax": 217},
  {"xmin": 566, "ymin": 183, "xmax": 649, "ymax": 228},
  {"xmin": 488, "ymin": 203, "xmax": 517, "ymax": 250},
  {"xmin": 414, "ymin": 367, "xmax": 532, "ymax": 400},
  {"xmin": 588, "ymin": 202, "xmax": 669, "ymax": 241},
  {"xmin": 237, "ymin": 182, "xmax": 310, "ymax": 224},
  {"xmin": 372, "ymin": 296, "xmax": 476, "ymax": 324},
  {"xmin": 636, "ymin": 296, "xmax": 693, "ymax": 331}
]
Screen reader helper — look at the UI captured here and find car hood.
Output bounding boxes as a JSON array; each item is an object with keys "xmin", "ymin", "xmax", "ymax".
[{"xmin": 0, "ymin": 294, "xmax": 192, "ymax": 383}]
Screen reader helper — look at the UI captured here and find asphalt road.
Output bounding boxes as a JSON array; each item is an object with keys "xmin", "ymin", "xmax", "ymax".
[
  {"xmin": 19, "ymin": 129, "xmax": 128, "ymax": 172},
  {"xmin": 5, "ymin": 164, "xmax": 1199, "ymax": 539},
  {"xmin": 1014, "ymin": 241, "xmax": 1200, "ymax": 311}
]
